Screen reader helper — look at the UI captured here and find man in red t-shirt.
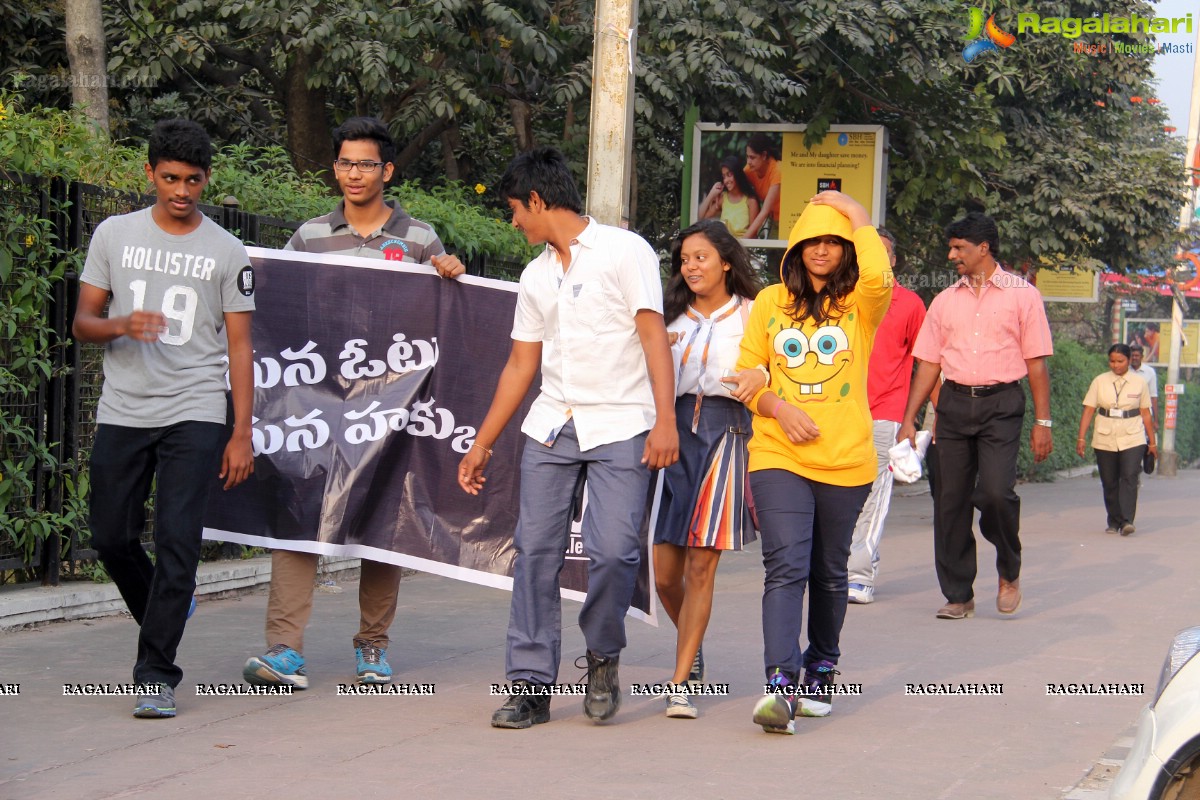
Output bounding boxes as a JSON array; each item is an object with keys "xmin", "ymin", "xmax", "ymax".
[{"xmin": 847, "ymin": 229, "xmax": 926, "ymax": 604}]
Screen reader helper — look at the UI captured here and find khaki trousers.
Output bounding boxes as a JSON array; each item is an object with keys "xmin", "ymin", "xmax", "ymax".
[{"xmin": 265, "ymin": 550, "xmax": 400, "ymax": 652}]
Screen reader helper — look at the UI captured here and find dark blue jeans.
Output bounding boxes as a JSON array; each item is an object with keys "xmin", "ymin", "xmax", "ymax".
[
  {"xmin": 90, "ymin": 421, "xmax": 225, "ymax": 688},
  {"xmin": 751, "ymin": 469, "xmax": 870, "ymax": 680}
]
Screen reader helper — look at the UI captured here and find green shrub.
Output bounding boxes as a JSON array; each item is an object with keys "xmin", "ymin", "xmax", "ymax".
[
  {"xmin": 391, "ymin": 180, "xmax": 536, "ymax": 263},
  {"xmin": 1166, "ymin": 377, "xmax": 1200, "ymax": 467},
  {"xmin": 205, "ymin": 142, "xmax": 332, "ymax": 223},
  {"xmin": 1018, "ymin": 337, "xmax": 1109, "ymax": 479},
  {"xmin": 0, "ymin": 176, "xmax": 88, "ymax": 578}
]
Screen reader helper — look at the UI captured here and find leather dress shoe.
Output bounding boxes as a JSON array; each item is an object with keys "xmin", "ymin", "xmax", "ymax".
[
  {"xmin": 997, "ymin": 578, "xmax": 1022, "ymax": 614},
  {"xmin": 936, "ymin": 600, "xmax": 975, "ymax": 619}
]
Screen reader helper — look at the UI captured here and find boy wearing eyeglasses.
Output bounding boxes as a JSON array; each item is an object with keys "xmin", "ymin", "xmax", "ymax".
[{"xmin": 244, "ymin": 116, "xmax": 464, "ymax": 690}]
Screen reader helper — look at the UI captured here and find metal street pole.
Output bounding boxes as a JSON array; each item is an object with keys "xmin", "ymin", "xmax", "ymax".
[
  {"xmin": 1160, "ymin": 22, "xmax": 1200, "ymax": 476},
  {"xmin": 585, "ymin": 0, "xmax": 638, "ymax": 227}
]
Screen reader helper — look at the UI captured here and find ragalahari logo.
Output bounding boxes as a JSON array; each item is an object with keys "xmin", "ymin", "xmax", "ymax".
[{"xmin": 962, "ymin": 8, "xmax": 1016, "ymax": 62}]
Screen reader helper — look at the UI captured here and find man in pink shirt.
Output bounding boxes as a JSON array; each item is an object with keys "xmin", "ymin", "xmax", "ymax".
[
  {"xmin": 898, "ymin": 211, "xmax": 1053, "ymax": 619},
  {"xmin": 847, "ymin": 229, "xmax": 926, "ymax": 604}
]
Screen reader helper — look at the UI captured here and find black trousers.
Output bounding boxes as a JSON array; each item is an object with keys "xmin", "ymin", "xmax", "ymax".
[
  {"xmin": 90, "ymin": 421, "xmax": 225, "ymax": 688},
  {"xmin": 1095, "ymin": 446, "xmax": 1145, "ymax": 529},
  {"xmin": 932, "ymin": 385, "xmax": 1025, "ymax": 603}
]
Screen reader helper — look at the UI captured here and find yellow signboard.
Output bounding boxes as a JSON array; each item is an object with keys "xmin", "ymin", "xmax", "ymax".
[
  {"xmin": 779, "ymin": 131, "xmax": 881, "ymax": 237},
  {"xmin": 1125, "ymin": 318, "xmax": 1200, "ymax": 366},
  {"xmin": 689, "ymin": 123, "xmax": 887, "ymax": 247},
  {"xmin": 1034, "ymin": 268, "xmax": 1099, "ymax": 302}
]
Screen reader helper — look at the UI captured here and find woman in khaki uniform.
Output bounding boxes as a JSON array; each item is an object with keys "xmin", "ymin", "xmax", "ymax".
[{"xmin": 1076, "ymin": 344, "xmax": 1157, "ymax": 535}]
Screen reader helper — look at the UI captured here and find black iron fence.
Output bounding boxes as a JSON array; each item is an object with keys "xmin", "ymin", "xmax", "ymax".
[{"xmin": 0, "ymin": 170, "xmax": 520, "ymax": 584}]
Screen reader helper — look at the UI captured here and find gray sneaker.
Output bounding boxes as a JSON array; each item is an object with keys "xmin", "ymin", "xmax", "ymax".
[
  {"xmin": 665, "ymin": 691, "xmax": 697, "ymax": 719},
  {"xmin": 133, "ymin": 683, "xmax": 176, "ymax": 718}
]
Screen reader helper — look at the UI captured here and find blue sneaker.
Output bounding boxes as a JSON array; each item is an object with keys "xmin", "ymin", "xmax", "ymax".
[
  {"xmin": 355, "ymin": 644, "xmax": 393, "ymax": 684},
  {"xmin": 133, "ymin": 683, "xmax": 176, "ymax": 718},
  {"xmin": 752, "ymin": 668, "xmax": 796, "ymax": 734},
  {"xmin": 244, "ymin": 644, "xmax": 308, "ymax": 689},
  {"xmin": 797, "ymin": 660, "xmax": 840, "ymax": 717}
]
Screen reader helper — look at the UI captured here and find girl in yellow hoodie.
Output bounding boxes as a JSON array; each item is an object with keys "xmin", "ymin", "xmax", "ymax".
[{"xmin": 738, "ymin": 190, "xmax": 892, "ymax": 733}]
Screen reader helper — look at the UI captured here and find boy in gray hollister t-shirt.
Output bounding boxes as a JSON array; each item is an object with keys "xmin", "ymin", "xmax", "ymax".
[{"xmin": 73, "ymin": 119, "xmax": 256, "ymax": 719}]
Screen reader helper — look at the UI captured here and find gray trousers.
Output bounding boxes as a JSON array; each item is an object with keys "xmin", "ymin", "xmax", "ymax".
[
  {"xmin": 847, "ymin": 420, "xmax": 900, "ymax": 588},
  {"xmin": 505, "ymin": 420, "xmax": 650, "ymax": 684}
]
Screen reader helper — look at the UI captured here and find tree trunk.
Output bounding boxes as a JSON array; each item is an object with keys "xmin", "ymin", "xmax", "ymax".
[
  {"xmin": 440, "ymin": 125, "xmax": 469, "ymax": 182},
  {"xmin": 394, "ymin": 117, "xmax": 453, "ymax": 177},
  {"xmin": 509, "ymin": 97, "xmax": 535, "ymax": 152},
  {"xmin": 284, "ymin": 51, "xmax": 332, "ymax": 189},
  {"xmin": 64, "ymin": 0, "xmax": 108, "ymax": 134}
]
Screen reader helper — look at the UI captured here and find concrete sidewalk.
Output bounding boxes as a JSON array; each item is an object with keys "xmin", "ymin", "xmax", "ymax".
[{"xmin": 1, "ymin": 470, "xmax": 1197, "ymax": 800}]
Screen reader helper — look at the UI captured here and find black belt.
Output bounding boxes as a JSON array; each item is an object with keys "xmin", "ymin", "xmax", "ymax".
[
  {"xmin": 944, "ymin": 380, "xmax": 1019, "ymax": 398},
  {"xmin": 1097, "ymin": 407, "xmax": 1136, "ymax": 419}
]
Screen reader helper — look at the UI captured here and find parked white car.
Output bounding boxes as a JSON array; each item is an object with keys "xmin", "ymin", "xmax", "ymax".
[{"xmin": 1110, "ymin": 625, "xmax": 1200, "ymax": 799}]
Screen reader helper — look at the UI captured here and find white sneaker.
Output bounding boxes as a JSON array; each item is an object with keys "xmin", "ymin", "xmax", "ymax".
[
  {"xmin": 665, "ymin": 692, "xmax": 697, "ymax": 719},
  {"xmin": 848, "ymin": 583, "xmax": 875, "ymax": 604}
]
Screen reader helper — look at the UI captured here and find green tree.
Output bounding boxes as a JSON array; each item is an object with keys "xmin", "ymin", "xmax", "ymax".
[{"xmin": 2, "ymin": 0, "xmax": 1186, "ymax": 271}]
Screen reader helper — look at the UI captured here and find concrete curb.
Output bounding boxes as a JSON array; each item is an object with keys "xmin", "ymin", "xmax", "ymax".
[{"xmin": 0, "ymin": 556, "xmax": 363, "ymax": 630}]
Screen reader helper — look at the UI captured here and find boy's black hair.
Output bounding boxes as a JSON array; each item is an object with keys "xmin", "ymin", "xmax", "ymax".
[
  {"xmin": 148, "ymin": 119, "xmax": 213, "ymax": 171},
  {"xmin": 497, "ymin": 146, "xmax": 583, "ymax": 213},
  {"xmin": 332, "ymin": 117, "xmax": 397, "ymax": 165},
  {"xmin": 1109, "ymin": 343, "xmax": 1133, "ymax": 359},
  {"xmin": 945, "ymin": 211, "xmax": 1000, "ymax": 258}
]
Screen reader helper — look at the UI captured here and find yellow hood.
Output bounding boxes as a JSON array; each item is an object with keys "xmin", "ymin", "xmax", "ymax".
[{"xmin": 781, "ymin": 203, "xmax": 854, "ymax": 280}]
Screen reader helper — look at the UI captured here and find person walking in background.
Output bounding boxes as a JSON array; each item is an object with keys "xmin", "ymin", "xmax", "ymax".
[
  {"xmin": 738, "ymin": 190, "xmax": 892, "ymax": 733},
  {"xmin": 244, "ymin": 117, "xmax": 465, "ymax": 692},
  {"xmin": 846, "ymin": 228, "xmax": 926, "ymax": 605},
  {"xmin": 458, "ymin": 147, "xmax": 679, "ymax": 729},
  {"xmin": 698, "ymin": 155, "xmax": 761, "ymax": 239},
  {"xmin": 743, "ymin": 133, "xmax": 782, "ymax": 240},
  {"xmin": 653, "ymin": 219, "xmax": 763, "ymax": 719},
  {"xmin": 1077, "ymin": 344, "xmax": 1156, "ymax": 535},
  {"xmin": 1129, "ymin": 344, "xmax": 1159, "ymax": 422},
  {"xmin": 1141, "ymin": 322, "xmax": 1161, "ymax": 363},
  {"xmin": 898, "ymin": 210, "xmax": 1053, "ymax": 620},
  {"xmin": 73, "ymin": 119, "xmax": 256, "ymax": 718}
]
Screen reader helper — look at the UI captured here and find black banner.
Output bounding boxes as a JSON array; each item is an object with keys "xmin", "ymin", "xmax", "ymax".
[{"xmin": 203, "ymin": 249, "xmax": 655, "ymax": 621}]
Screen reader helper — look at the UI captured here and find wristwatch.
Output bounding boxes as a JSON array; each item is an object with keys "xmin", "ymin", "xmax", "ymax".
[
  {"xmin": 755, "ymin": 364, "xmax": 770, "ymax": 387},
  {"xmin": 1034, "ymin": 419, "xmax": 1052, "ymax": 428}
]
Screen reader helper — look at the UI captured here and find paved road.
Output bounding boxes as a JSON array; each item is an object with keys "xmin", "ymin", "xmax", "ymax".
[{"xmin": 2, "ymin": 469, "xmax": 1197, "ymax": 799}]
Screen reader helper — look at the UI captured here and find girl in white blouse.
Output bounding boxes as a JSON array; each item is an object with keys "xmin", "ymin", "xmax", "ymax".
[{"xmin": 653, "ymin": 219, "xmax": 764, "ymax": 718}]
